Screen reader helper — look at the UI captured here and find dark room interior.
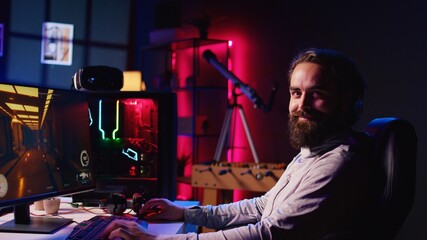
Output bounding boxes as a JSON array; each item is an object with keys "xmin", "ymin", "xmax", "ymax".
[{"xmin": 0, "ymin": 0, "xmax": 425, "ymax": 239}]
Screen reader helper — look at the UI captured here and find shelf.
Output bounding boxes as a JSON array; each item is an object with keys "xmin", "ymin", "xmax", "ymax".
[
  {"xmin": 177, "ymin": 176, "xmax": 192, "ymax": 185},
  {"xmin": 142, "ymin": 38, "xmax": 229, "ymax": 51},
  {"xmin": 172, "ymin": 86, "xmax": 228, "ymax": 91},
  {"xmin": 141, "ymin": 38, "xmax": 230, "ymax": 200},
  {"xmin": 178, "ymin": 133, "xmax": 220, "ymax": 138}
]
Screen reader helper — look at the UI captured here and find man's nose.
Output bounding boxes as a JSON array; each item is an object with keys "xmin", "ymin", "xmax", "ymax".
[{"xmin": 298, "ymin": 94, "xmax": 311, "ymax": 110}]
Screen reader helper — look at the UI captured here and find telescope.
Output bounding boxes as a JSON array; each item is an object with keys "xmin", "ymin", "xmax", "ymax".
[
  {"xmin": 202, "ymin": 49, "xmax": 277, "ymax": 112},
  {"xmin": 202, "ymin": 49, "xmax": 279, "ymax": 163}
]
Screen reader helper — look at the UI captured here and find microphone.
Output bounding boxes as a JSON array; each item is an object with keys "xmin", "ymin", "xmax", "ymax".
[{"xmin": 203, "ymin": 50, "xmax": 270, "ymax": 111}]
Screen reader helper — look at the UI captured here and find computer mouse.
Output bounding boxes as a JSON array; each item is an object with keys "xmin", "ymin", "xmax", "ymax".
[{"xmin": 138, "ymin": 206, "xmax": 162, "ymax": 219}]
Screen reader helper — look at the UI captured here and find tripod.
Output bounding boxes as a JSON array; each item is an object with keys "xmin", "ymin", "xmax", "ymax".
[
  {"xmin": 213, "ymin": 86, "xmax": 260, "ymax": 164},
  {"xmin": 203, "ymin": 49, "xmax": 277, "ymax": 164}
]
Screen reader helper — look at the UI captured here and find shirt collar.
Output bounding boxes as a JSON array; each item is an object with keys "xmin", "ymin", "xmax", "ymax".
[
  {"xmin": 301, "ymin": 129, "xmax": 353, "ymax": 157},
  {"xmin": 300, "ymin": 147, "xmax": 311, "ymax": 158}
]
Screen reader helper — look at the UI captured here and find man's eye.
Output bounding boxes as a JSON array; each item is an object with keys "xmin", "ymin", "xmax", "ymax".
[
  {"xmin": 312, "ymin": 91, "xmax": 325, "ymax": 98},
  {"xmin": 290, "ymin": 91, "xmax": 301, "ymax": 97}
]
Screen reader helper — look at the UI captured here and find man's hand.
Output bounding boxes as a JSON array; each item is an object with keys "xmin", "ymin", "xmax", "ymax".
[
  {"xmin": 101, "ymin": 220, "xmax": 156, "ymax": 240},
  {"xmin": 139, "ymin": 198, "xmax": 185, "ymax": 221}
]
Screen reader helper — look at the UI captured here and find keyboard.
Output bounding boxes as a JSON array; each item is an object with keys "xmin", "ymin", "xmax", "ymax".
[{"xmin": 66, "ymin": 215, "xmax": 148, "ymax": 240}]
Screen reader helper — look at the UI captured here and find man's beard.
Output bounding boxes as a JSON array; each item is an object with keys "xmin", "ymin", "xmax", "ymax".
[{"xmin": 288, "ymin": 111, "xmax": 329, "ymax": 149}]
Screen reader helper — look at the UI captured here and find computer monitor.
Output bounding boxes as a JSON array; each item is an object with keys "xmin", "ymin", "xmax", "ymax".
[
  {"xmin": 0, "ymin": 82, "xmax": 94, "ymax": 233},
  {"xmin": 73, "ymin": 91, "xmax": 177, "ymax": 204}
]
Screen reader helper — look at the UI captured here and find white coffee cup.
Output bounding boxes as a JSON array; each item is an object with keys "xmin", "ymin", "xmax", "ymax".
[{"xmin": 43, "ymin": 198, "xmax": 61, "ymax": 215}]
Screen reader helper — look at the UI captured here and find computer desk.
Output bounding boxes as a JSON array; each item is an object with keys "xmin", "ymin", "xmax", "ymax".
[{"xmin": 0, "ymin": 197, "xmax": 198, "ymax": 240}]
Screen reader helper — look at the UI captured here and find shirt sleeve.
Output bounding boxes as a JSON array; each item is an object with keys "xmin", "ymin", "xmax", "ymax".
[{"xmin": 183, "ymin": 194, "xmax": 269, "ymax": 229}]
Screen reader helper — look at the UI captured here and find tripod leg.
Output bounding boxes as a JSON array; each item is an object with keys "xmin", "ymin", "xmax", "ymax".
[
  {"xmin": 213, "ymin": 108, "xmax": 233, "ymax": 162},
  {"xmin": 238, "ymin": 107, "xmax": 260, "ymax": 164}
]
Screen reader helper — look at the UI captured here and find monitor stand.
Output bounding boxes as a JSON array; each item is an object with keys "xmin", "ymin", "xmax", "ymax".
[{"xmin": 0, "ymin": 203, "xmax": 73, "ymax": 234}]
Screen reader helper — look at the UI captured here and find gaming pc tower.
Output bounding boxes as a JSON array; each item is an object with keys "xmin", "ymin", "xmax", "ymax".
[{"xmin": 73, "ymin": 91, "xmax": 177, "ymax": 205}]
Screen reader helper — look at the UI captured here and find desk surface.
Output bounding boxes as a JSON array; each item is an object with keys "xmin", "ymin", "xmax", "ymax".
[{"xmin": 0, "ymin": 198, "xmax": 196, "ymax": 240}]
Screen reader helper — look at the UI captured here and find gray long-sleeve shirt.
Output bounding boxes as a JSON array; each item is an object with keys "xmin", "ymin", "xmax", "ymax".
[{"xmin": 158, "ymin": 130, "xmax": 374, "ymax": 240}]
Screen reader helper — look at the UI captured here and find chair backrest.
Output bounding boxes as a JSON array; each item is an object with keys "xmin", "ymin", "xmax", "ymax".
[{"xmin": 364, "ymin": 117, "xmax": 417, "ymax": 239}]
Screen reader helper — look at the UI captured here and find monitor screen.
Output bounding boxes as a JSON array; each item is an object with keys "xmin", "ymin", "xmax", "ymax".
[
  {"xmin": 73, "ymin": 91, "xmax": 177, "ymax": 204},
  {"xmin": 0, "ymin": 82, "xmax": 94, "ymax": 233}
]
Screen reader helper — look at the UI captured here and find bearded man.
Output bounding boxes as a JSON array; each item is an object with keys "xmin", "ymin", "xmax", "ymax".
[{"xmin": 103, "ymin": 48, "xmax": 376, "ymax": 240}]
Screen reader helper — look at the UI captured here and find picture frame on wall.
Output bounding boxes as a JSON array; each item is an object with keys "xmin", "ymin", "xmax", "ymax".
[
  {"xmin": 41, "ymin": 22, "xmax": 74, "ymax": 65},
  {"xmin": 0, "ymin": 23, "xmax": 3, "ymax": 57}
]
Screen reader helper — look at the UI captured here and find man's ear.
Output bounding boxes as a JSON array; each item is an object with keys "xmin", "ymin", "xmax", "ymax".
[
  {"xmin": 339, "ymin": 94, "xmax": 363, "ymax": 117},
  {"xmin": 353, "ymin": 98, "xmax": 364, "ymax": 113},
  {"xmin": 340, "ymin": 94, "xmax": 354, "ymax": 111},
  {"xmin": 339, "ymin": 94, "xmax": 363, "ymax": 125}
]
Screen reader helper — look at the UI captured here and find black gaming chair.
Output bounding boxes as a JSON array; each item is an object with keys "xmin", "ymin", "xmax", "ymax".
[{"xmin": 364, "ymin": 117, "xmax": 417, "ymax": 239}]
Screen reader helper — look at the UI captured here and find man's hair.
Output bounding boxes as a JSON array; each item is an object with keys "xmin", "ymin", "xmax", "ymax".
[{"xmin": 288, "ymin": 48, "xmax": 367, "ymax": 127}]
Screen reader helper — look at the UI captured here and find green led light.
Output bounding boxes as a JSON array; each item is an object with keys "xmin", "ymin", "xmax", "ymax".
[
  {"xmin": 112, "ymin": 100, "xmax": 120, "ymax": 139},
  {"xmin": 98, "ymin": 100, "xmax": 120, "ymax": 140},
  {"xmin": 98, "ymin": 100, "xmax": 105, "ymax": 139}
]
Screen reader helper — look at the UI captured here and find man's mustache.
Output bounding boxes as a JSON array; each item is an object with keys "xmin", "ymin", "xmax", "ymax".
[{"xmin": 291, "ymin": 110, "xmax": 320, "ymax": 118}]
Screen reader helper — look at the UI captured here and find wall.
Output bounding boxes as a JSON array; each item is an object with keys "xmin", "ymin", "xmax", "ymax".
[
  {"xmin": 0, "ymin": 0, "xmax": 132, "ymax": 89},
  {"xmin": 176, "ymin": 0, "xmax": 427, "ymax": 239}
]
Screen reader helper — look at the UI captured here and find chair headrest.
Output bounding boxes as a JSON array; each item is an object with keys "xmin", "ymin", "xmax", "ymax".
[{"xmin": 364, "ymin": 117, "xmax": 417, "ymax": 237}]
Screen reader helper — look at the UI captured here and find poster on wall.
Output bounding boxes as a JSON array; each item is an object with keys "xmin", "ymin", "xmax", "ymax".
[
  {"xmin": 0, "ymin": 23, "xmax": 3, "ymax": 57},
  {"xmin": 41, "ymin": 22, "xmax": 74, "ymax": 65}
]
